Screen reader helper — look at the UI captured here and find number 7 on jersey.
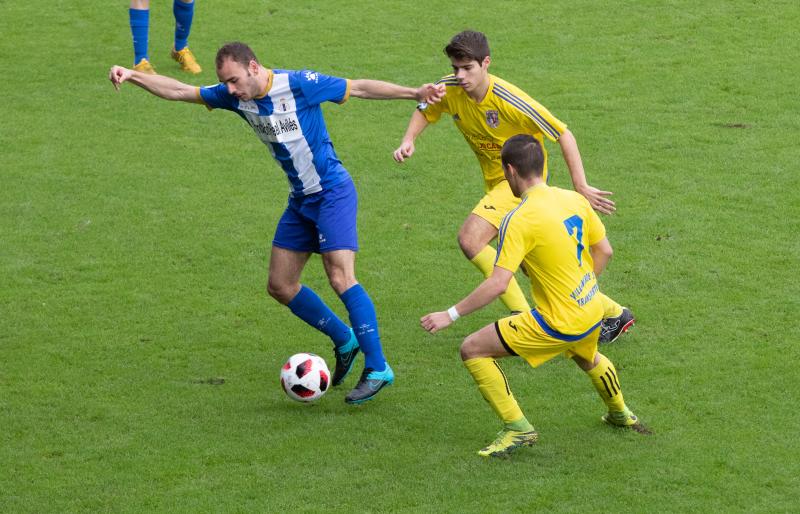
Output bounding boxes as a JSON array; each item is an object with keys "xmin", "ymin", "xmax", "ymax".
[{"xmin": 563, "ymin": 215, "xmax": 585, "ymax": 266}]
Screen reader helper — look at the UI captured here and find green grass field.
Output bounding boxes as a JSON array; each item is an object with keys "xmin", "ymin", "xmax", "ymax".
[{"xmin": 2, "ymin": 1, "xmax": 799, "ymax": 512}]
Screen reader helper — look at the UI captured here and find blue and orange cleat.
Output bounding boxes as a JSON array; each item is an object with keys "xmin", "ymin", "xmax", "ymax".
[
  {"xmin": 332, "ymin": 329, "xmax": 360, "ymax": 387},
  {"xmin": 345, "ymin": 364, "xmax": 394, "ymax": 404}
]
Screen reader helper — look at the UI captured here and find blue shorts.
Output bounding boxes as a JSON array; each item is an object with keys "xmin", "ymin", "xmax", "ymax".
[{"xmin": 272, "ymin": 178, "xmax": 359, "ymax": 253}]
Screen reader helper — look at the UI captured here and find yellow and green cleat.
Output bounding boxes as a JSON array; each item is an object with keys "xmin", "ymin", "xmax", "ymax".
[
  {"xmin": 478, "ymin": 429, "xmax": 539, "ymax": 458},
  {"xmin": 171, "ymin": 47, "xmax": 202, "ymax": 74},
  {"xmin": 602, "ymin": 409, "xmax": 652, "ymax": 435}
]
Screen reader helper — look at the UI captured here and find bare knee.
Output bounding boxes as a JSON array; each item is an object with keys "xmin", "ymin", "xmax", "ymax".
[
  {"xmin": 320, "ymin": 250, "xmax": 358, "ymax": 295},
  {"xmin": 457, "ymin": 230, "xmax": 481, "ymax": 260},
  {"xmin": 327, "ymin": 274, "xmax": 352, "ymax": 295},
  {"xmin": 573, "ymin": 353, "xmax": 600, "ymax": 372},
  {"xmin": 460, "ymin": 334, "xmax": 482, "ymax": 361},
  {"xmin": 267, "ymin": 277, "xmax": 300, "ymax": 305},
  {"xmin": 326, "ymin": 269, "xmax": 356, "ymax": 295},
  {"xmin": 457, "ymin": 216, "xmax": 496, "ymax": 260}
]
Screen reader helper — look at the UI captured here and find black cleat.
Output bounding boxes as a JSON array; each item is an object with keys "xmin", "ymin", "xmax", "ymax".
[
  {"xmin": 344, "ymin": 365, "xmax": 394, "ymax": 404},
  {"xmin": 599, "ymin": 307, "xmax": 635, "ymax": 344},
  {"xmin": 332, "ymin": 330, "xmax": 360, "ymax": 386}
]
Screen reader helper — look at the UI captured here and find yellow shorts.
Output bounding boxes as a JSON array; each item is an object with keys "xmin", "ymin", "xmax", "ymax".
[
  {"xmin": 495, "ymin": 310, "xmax": 602, "ymax": 368},
  {"xmin": 470, "ymin": 180, "xmax": 521, "ymax": 229}
]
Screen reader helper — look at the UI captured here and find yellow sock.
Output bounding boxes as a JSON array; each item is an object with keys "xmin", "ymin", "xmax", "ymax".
[
  {"xmin": 585, "ymin": 353, "xmax": 627, "ymax": 413},
  {"xmin": 598, "ymin": 292, "xmax": 623, "ymax": 318},
  {"xmin": 464, "ymin": 357, "xmax": 528, "ymax": 426},
  {"xmin": 470, "ymin": 246, "xmax": 530, "ymax": 312}
]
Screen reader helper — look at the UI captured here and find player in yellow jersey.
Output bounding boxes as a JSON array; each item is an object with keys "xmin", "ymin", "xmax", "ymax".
[
  {"xmin": 394, "ymin": 30, "xmax": 633, "ymax": 344},
  {"xmin": 420, "ymin": 135, "xmax": 649, "ymax": 457}
]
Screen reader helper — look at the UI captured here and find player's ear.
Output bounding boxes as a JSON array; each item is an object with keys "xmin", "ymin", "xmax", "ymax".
[{"xmin": 482, "ymin": 56, "xmax": 491, "ymax": 69}]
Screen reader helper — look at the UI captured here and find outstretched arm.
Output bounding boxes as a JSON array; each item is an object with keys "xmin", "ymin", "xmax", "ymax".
[
  {"xmin": 420, "ymin": 267, "xmax": 514, "ymax": 333},
  {"xmin": 349, "ymin": 79, "xmax": 444, "ymax": 103},
  {"xmin": 109, "ymin": 65, "xmax": 203, "ymax": 103},
  {"xmin": 393, "ymin": 110, "xmax": 430, "ymax": 163},
  {"xmin": 559, "ymin": 129, "xmax": 616, "ymax": 214}
]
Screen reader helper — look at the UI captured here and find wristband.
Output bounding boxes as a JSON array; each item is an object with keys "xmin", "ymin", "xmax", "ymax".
[{"xmin": 447, "ymin": 306, "xmax": 461, "ymax": 322}]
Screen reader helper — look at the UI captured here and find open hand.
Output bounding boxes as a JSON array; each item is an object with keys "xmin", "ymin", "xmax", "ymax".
[{"xmin": 577, "ymin": 185, "xmax": 616, "ymax": 214}]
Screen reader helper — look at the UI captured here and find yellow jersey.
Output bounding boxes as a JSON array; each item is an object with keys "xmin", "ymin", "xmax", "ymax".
[
  {"xmin": 420, "ymin": 74, "xmax": 567, "ymax": 191},
  {"xmin": 495, "ymin": 183, "xmax": 606, "ymax": 335}
]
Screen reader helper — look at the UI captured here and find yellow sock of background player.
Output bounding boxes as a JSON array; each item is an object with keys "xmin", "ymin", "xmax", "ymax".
[
  {"xmin": 470, "ymin": 246, "xmax": 530, "ymax": 313},
  {"xmin": 585, "ymin": 353, "xmax": 628, "ymax": 413},
  {"xmin": 464, "ymin": 357, "xmax": 534, "ymax": 431}
]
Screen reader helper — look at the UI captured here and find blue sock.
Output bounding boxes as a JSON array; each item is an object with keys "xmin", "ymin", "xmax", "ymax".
[
  {"xmin": 340, "ymin": 284, "xmax": 386, "ymax": 371},
  {"xmin": 129, "ymin": 8, "xmax": 150, "ymax": 65},
  {"xmin": 287, "ymin": 286, "xmax": 351, "ymax": 348},
  {"xmin": 173, "ymin": 0, "xmax": 195, "ymax": 51}
]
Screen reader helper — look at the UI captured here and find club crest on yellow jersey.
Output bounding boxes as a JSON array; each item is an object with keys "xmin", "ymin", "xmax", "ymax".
[{"xmin": 485, "ymin": 110, "xmax": 499, "ymax": 128}]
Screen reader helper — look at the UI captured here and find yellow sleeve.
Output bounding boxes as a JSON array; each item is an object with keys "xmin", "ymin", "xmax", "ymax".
[
  {"xmin": 526, "ymin": 96, "xmax": 567, "ymax": 142},
  {"xmin": 495, "ymin": 211, "xmax": 530, "ymax": 272},
  {"xmin": 419, "ymin": 93, "xmax": 448, "ymax": 123},
  {"xmin": 495, "ymin": 82, "xmax": 567, "ymax": 141},
  {"xmin": 419, "ymin": 75, "xmax": 455, "ymax": 123}
]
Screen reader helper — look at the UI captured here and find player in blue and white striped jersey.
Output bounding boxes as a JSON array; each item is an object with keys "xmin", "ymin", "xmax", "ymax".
[{"xmin": 109, "ymin": 41, "xmax": 445, "ymax": 404}]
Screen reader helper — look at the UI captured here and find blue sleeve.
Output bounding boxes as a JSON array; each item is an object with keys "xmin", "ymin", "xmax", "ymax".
[
  {"xmin": 199, "ymin": 83, "xmax": 236, "ymax": 110},
  {"xmin": 296, "ymin": 70, "xmax": 349, "ymax": 106}
]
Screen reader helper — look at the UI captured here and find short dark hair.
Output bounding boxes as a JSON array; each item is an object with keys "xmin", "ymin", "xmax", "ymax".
[
  {"xmin": 216, "ymin": 41, "xmax": 259, "ymax": 69},
  {"xmin": 501, "ymin": 135, "xmax": 544, "ymax": 178},
  {"xmin": 444, "ymin": 30, "xmax": 490, "ymax": 62}
]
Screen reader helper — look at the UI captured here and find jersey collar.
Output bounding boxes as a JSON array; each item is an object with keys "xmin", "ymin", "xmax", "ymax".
[
  {"xmin": 520, "ymin": 182, "xmax": 548, "ymax": 200},
  {"xmin": 254, "ymin": 68, "xmax": 274, "ymax": 99}
]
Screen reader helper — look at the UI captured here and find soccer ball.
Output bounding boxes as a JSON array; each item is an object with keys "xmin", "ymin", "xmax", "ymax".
[{"xmin": 280, "ymin": 353, "xmax": 330, "ymax": 402}]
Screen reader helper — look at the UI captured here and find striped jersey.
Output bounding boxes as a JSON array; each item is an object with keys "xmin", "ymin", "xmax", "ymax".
[
  {"xmin": 495, "ymin": 183, "xmax": 606, "ymax": 335},
  {"xmin": 419, "ymin": 74, "xmax": 566, "ymax": 191},
  {"xmin": 199, "ymin": 69, "xmax": 352, "ymax": 197}
]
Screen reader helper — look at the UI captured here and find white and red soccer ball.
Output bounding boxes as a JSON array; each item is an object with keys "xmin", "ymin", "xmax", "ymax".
[{"xmin": 280, "ymin": 353, "xmax": 330, "ymax": 402}]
